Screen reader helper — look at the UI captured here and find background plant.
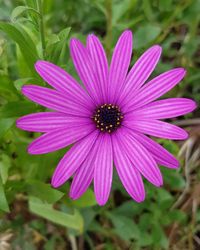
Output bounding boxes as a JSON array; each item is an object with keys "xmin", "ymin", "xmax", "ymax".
[{"xmin": 0, "ymin": 0, "xmax": 200, "ymax": 249}]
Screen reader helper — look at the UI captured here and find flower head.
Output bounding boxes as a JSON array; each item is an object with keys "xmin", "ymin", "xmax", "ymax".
[{"xmin": 16, "ymin": 30, "xmax": 196, "ymax": 205}]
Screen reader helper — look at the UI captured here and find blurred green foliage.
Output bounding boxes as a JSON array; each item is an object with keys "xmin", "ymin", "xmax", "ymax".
[{"xmin": 0, "ymin": 0, "xmax": 199, "ymax": 249}]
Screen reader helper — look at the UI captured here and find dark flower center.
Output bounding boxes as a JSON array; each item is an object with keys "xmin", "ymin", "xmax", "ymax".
[{"xmin": 92, "ymin": 104, "xmax": 123, "ymax": 133}]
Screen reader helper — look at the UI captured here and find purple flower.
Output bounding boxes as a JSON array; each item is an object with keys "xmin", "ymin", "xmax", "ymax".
[{"xmin": 16, "ymin": 30, "xmax": 196, "ymax": 205}]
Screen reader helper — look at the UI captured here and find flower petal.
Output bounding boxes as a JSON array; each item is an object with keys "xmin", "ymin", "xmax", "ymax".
[
  {"xmin": 126, "ymin": 98, "xmax": 196, "ymax": 120},
  {"xmin": 51, "ymin": 130, "xmax": 99, "ymax": 188},
  {"xmin": 35, "ymin": 60, "xmax": 93, "ymax": 108},
  {"xmin": 16, "ymin": 112, "xmax": 90, "ymax": 132},
  {"xmin": 124, "ymin": 119, "xmax": 188, "ymax": 140},
  {"xmin": 130, "ymin": 132, "xmax": 179, "ymax": 168},
  {"xmin": 108, "ymin": 30, "xmax": 133, "ymax": 103},
  {"xmin": 117, "ymin": 127, "xmax": 163, "ymax": 187},
  {"xmin": 124, "ymin": 68, "xmax": 186, "ymax": 112},
  {"xmin": 112, "ymin": 133, "xmax": 145, "ymax": 202},
  {"xmin": 87, "ymin": 34, "xmax": 109, "ymax": 103},
  {"xmin": 118, "ymin": 45, "xmax": 162, "ymax": 105},
  {"xmin": 28, "ymin": 123, "xmax": 94, "ymax": 155},
  {"xmin": 70, "ymin": 135, "xmax": 100, "ymax": 199},
  {"xmin": 22, "ymin": 85, "xmax": 92, "ymax": 117},
  {"xmin": 70, "ymin": 38, "xmax": 100, "ymax": 104},
  {"xmin": 94, "ymin": 133, "xmax": 113, "ymax": 206}
]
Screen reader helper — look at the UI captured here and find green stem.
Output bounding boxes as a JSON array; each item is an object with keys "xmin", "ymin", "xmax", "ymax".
[
  {"xmin": 37, "ymin": 0, "xmax": 46, "ymax": 59},
  {"xmin": 105, "ymin": 0, "xmax": 112, "ymax": 59}
]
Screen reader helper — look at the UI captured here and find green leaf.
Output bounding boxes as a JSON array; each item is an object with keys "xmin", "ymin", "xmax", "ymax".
[
  {"xmin": 157, "ymin": 189, "xmax": 173, "ymax": 203},
  {"xmin": 159, "ymin": 0, "xmax": 173, "ymax": 11},
  {"xmin": 112, "ymin": 0, "xmax": 133, "ymax": 25},
  {"xmin": 162, "ymin": 168, "xmax": 186, "ymax": 189},
  {"xmin": 139, "ymin": 213, "xmax": 152, "ymax": 231},
  {"xmin": 43, "ymin": 236, "xmax": 57, "ymax": 250},
  {"xmin": 134, "ymin": 24, "xmax": 161, "ymax": 48},
  {"xmin": 14, "ymin": 77, "xmax": 36, "ymax": 91},
  {"xmin": 58, "ymin": 27, "xmax": 71, "ymax": 63},
  {"xmin": 11, "ymin": 6, "xmax": 40, "ymax": 22},
  {"xmin": 196, "ymin": 210, "xmax": 200, "ymax": 222},
  {"xmin": 70, "ymin": 188, "xmax": 97, "ymax": 208},
  {"xmin": 24, "ymin": 0, "xmax": 38, "ymax": 9},
  {"xmin": 29, "ymin": 197, "xmax": 84, "ymax": 232},
  {"xmin": 0, "ymin": 118, "xmax": 15, "ymax": 140},
  {"xmin": 47, "ymin": 27, "xmax": 71, "ymax": 64},
  {"xmin": 138, "ymin": 232, "xmax": 153, "ymax": 247},
  {"xmin": 0, "ymin": 75, "xmax": 19, "ymax": 96},
  {"xmin": 168, "ymin": 210, "xmax": 187, "ymax": 223},
  {"xmin": 0, "ymin": 176, "xmax": 10, "ymax": 212},
  {"xmin": 113, "ymin": 200, "xmax": 143, "ymax": 216},
  {"xmin": 26, "ymin": 180, "xmax": 64, "ymax": 203},
  {"xmin": 108, "ymin": 213, "xmax": 140, "ymax": 241},
  {"xmin": 0, "ymin": 22, "xmax": 39, "ymax": 76},
  {"xmin": 0, "ymin": 154, "xmax": 11, "ymax": 184},
  {"xmin": 81, "ymin": 208, "xmax": 96, "ymax": 230},
  {"xmin": 156, "ymin": 189, "xmax": 174, "ymax": 210},
  {"xmin": 152, "ymin": 224, "xmax": 168, "ymax": 249},
  {"xmin": 157, "ymin": 139, "xmax": 179, "ymax": 155},
  {"xmin": 0, "ymin": 101, "xmax": 37, "ymax": 118},
  {"xmin": 143, "ymin": 0, "xmax": 154, "ymax": 21}
]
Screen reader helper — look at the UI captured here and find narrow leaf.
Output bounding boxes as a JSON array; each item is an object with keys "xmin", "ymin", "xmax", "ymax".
[
  {"xmin": 0, "ymin": 176, "xmax": 10, "ymax": 212},
  {"xmin": 0, "ymin": 22, "xmax": 39, "ymax": 76},
  {"xmin": 0, "ymin": 118, "xmax": 15, "ymax": 140},
  {"xmin": 26, "ymin": 180, "xmax": 64, "ymax": 203},
  {"xmin": 29, "ymin": 197, "xmax": 83, "ymax": 232},
  {"xmin": 11, "ymin": 6, "xmax": 40, "ymax": 22}
]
